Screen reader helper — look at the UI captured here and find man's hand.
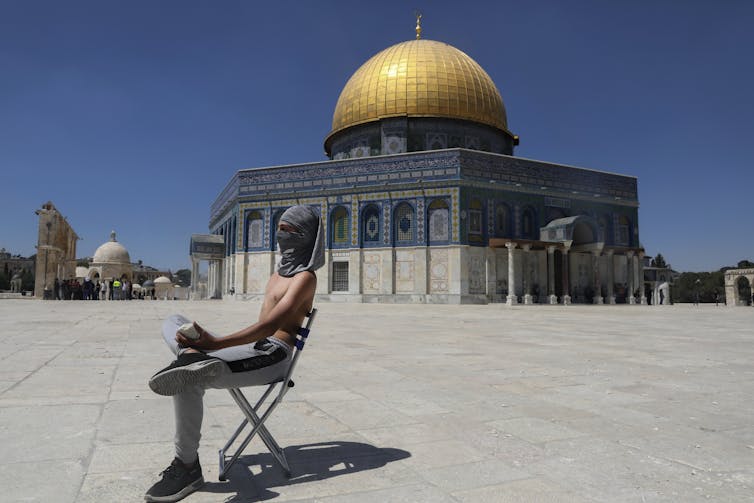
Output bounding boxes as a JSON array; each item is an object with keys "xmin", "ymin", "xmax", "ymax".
[{"xmin": 176, "ymin": 322, "xmax": 223, "ymax": 351}]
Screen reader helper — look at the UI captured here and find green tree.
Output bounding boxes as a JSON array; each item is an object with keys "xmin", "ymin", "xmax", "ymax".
[
  {"xmin": 737, "ymin": 259, "xmax": 754, "ymax": 269},
  {"xmin": 77, "ymin": 258, "xmax": 91, "ymax": 267},
  {"xmin": 174, "ymin": 269, "xmax": 192, "ymax": 287},
  {"xmin": 672, "ymin": 271, "xmax": 724, "ymax": 303},
  {"xmin": 0, "ymin": 270, "xmax": 9, "ymax": 290},
  {"xmin": 21, "ymin": 269, "xmax": 35, "ymax": 291},
  {"xmin": 651, "ymin": 253, "xmax": 667, "ymax": 268}
]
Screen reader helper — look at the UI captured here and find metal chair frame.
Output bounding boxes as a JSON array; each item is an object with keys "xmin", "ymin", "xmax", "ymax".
[{"xmin": 218, "ymin": 309, "xmax": 317, "ymax": 481}]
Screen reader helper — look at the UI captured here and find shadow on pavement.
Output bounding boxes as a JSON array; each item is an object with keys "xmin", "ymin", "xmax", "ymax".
[{"xmin": 201, "ymin": 440, "xmax": 411, "ymax": 501}]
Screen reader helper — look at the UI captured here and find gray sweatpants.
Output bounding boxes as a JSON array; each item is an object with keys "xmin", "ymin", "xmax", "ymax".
[{"xmin": 161, "ymin": 314, "xmax": 292, "ymax": 464}]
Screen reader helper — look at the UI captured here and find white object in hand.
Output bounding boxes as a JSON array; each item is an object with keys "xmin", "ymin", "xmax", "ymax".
[{"xmin": 178, "ymin": 322, "xmax": 201, "ymax": 340}]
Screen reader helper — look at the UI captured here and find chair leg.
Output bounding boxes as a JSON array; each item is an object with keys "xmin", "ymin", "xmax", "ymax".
[
  {"xmin": 218, "ymin": 417, "xmax": 248, "ymax": 481},
  {"xmin": 234, "ymin": 390, "xmax": 290, "ymax": 473},
  {"xmin": 256, "ymin": 422, "xmax": 291, "ymax": 476},
  {"xmin": 219, "ymin": 387, "xmax": 291, "ymax": 480}
]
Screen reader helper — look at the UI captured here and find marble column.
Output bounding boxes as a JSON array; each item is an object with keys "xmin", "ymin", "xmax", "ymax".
[
  {"xmin": 216, "ymin": 260, "xmax": 224, "ymax": 299},
  {"xmin": 547, "ymin": 245, "xmax": 558, "ymax": 304},
  {"xmin": 638, "ymin": 251, "xmax": 647, "ymax": 305},
  {"xmin": 626, "ymin": 251, "xmax": 636, "ymax": 304},
  {"xmin": 522, "ymin": 244, "xmax": 533, "ymax": 305},
  {"xmin": 592, "ymin": 249, "xmax": 604, "ymax": 304},
  {"xmin": 562, "ymin": 245, "xmax": 571, "ymax": 305},
  {"xmin": 190, "ymin": 259, "xmax": 199, "ymax": 300},
  {"xmin": 242, "ymin": 252, "xmax": 249, "ymax": 296},
  {"xmin": 485, "ymin": 248, "xmax": 496, "ymax": 300},
  {"xmin": 606, "ymin": 250, "xmax": 615, "ymax": 304},
  {"xmin": 505, "ymin": 242, "xmax": 518, "ymax": 305},
  {"xmin": 207, "ymin": 262, "xmax": 213, "ymax": 299}
]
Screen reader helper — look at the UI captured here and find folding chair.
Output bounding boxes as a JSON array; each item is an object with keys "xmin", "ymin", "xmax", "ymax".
[{"xmin": 218, "ymin": 308, "xmax": 317, "ymax": 481}]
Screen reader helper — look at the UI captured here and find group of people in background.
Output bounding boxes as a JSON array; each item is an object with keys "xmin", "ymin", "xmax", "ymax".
[{"xmin": 52, "ymin": 277, "xmax": 148, "ymax": 300}]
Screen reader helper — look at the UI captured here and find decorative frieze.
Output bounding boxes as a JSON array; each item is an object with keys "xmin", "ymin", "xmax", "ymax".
[
  {"xmin": 382, "ymin": 203, "xmax": 391, "ymax": 245},
  {"xmin": 351, "ymin": 198, "xmax": 359, "ymax": 246},
  {"xmin": 416, "ymin": 198, "xmax": 425, "ymax": 243},
  {"xmin": 459, "ymin": 150, "xmax": 637, "ymax": 200},
  {"xmin": 544, "ymin": 196, "xmax": 571, "ymax": 208}
]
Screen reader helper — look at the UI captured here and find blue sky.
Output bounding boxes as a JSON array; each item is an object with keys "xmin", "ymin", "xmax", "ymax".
[{"xmin": 1, "ymin": 0, "xmax": 752, "ymax": 272}]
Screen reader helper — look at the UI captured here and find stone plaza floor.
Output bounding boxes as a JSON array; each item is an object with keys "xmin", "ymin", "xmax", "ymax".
[{"xmin": 0, "ymin": 299, "xmax": 752, "ymax": 502}]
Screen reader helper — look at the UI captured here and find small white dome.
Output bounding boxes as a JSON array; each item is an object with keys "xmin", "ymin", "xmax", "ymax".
[
  {"xmin": 154, "ymin": 276, "xmax": 172, "ymax": 284},
  {"xmin": 93, "ymin": 231, "xmax": 131, "ymax": 264}
]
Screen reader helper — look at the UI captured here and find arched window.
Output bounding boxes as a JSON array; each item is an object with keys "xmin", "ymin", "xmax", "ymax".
[
  {"xmin": 521, "ymin": 207, "xmax": 536, "ymax": 239},
  {"xmin": 495, "ymin": 203, "xmax": 511, "ymax": 238},
  {"xmin": 270, "ymin": 209, "xmax": 284, "ymax": 250},
  {"xmin": 394, "ymin": 202, "xmax": 415, "ymax": 244},
  {"xmin": 246, "ymin": 211, "xmax": 263, "ymax": 250},
  {"xmin": 330, "ymin": 206, "xmax": 349, "ymax": 247},
  {"xmin": 598, "ymin": 215, "xmax": 610, "ymax": 244},
  {"xmin": 468, "ymin": 199, "xmax": 483, "ymax": 242},
  {"xmin": 617, "ymin": 216, "xmax": 631, "ymax": 246},
  {"xmin": 361, "ymin": 204, "xmax": 381, "ymax": 244},
  {"xmin": 427, "ymin": 199, "xmax": 449, "ymax": 243}
]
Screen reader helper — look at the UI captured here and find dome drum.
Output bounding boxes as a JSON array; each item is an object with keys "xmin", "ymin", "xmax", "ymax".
[{"xmin": 327, "ymin": 116, "xmax": 516, "ymax": 160}]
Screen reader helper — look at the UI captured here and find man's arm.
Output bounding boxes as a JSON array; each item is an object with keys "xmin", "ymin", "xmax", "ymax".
[{"xmin": 177, "ymin": 272, "xmax": 315, "ymax": 350}]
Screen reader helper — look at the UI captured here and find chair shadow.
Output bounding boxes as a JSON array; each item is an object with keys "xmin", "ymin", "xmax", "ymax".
[{"xmin": 201, "ymin": 440, "xmax": 411, "ymax": 502}]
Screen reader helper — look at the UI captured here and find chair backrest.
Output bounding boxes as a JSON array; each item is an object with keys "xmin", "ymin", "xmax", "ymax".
[{"xmin": 280, "ymin": 308, "xmax": 317, "ymax": 389}]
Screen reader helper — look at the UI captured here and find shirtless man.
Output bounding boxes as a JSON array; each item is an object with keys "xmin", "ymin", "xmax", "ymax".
[{"xmin": 145, "ymin": 205, "xmax": 323, "ymax": 503}]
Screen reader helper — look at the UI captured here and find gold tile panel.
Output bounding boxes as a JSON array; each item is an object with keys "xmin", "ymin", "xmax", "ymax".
[{"xmin": 327, "ymin": 39, "xmax": 508, "ymax": 141}]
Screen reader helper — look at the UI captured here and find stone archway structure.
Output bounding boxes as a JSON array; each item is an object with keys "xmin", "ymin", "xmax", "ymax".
[
  {"xmin": 725, "ymin": 268, "xmax": 754, "ymax": 306},
  {"xmin": 190, "ymin": 234, "xmax": 225, "ymax": 299},
  {"xmin": 34, "ymin": 202, "xmax": 79, "ymax": 298}
]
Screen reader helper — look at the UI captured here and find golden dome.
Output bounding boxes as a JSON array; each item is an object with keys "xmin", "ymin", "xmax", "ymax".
[{"xmin": 326, "ymin": 39, "xmax": 509, "ymax": 147}]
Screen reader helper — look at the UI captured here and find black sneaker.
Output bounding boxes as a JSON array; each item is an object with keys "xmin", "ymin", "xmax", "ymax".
[
  {"xmin": 149, "ymin": 352, "xmax": 227, "ymax": 396},
  {"xmin": 145, "ymin": 457, "xmax": 204, "ymax": 502}
]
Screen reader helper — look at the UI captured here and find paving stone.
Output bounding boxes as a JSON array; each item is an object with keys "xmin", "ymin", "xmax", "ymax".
[
  {"xmin": 314, "ymin": 399, "xmax": 418, "ymax": 430},
  {"xmin": 0, "ymin": 365, "xmax": 114, "ymax": 404},
  {"xmin": 0, "ymin": 404, "xmax": 100, "ymax": 463},
  {"xmin": 451, "ymin": 477, "xmax": 594, "ymax": 503},
  {"xmin": 356, "ymin": 422, "xmax": 454, "ymax": 447},
  {"xmin": 414, "ymin": 459, "xmax": 529, "ymax": 492},
  {"xmin": 0, "ymin": 460, "xmax": 84, "ymax": 502},
  {"xmin": 487, "ymin": 416, "xmax": 587, "ymax": 444},
  {"xmin": 315, "ymin": 483, "xmax": 457, "ymax": 503},
  {"xmin": 397, "ymin": 438, "xmax": 488, "ymax": 469}
]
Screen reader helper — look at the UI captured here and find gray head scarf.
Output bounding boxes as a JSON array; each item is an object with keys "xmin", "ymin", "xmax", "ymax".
[{"xmin": 276, "ymin": 205, "xmax": 325, "ymax": 277}]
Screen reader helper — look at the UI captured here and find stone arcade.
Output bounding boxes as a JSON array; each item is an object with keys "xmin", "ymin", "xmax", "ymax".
[{"xmin": 204, "ymin": 29, "xmax": 644, "ymax": 304}]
